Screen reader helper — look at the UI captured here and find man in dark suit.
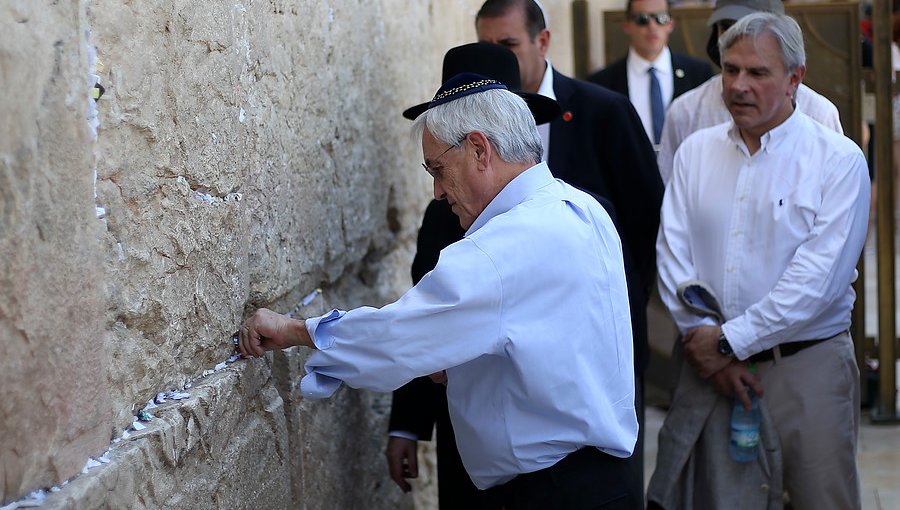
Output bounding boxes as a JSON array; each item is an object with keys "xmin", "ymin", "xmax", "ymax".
[
  {"xmin": 388, "ymin": 1, "xmax": 662, "ymax": 507},
  {"xmin": 588, "ymin": 0, "xmax": 712, "ymax": 146}
]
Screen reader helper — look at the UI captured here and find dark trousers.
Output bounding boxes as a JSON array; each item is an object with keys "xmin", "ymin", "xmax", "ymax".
[{"xmin": 483, "ymin": 448, "xmax": 638, "ymax": 510}]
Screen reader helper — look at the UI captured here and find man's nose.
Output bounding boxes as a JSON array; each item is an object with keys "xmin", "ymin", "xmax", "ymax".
[
  {"xmin": 729, "ymin": 72, "xmax": 750, "ymax": 93},
  {"xmin": 433, "ymin": 178, "xmax": 447, "ymax": 201}
]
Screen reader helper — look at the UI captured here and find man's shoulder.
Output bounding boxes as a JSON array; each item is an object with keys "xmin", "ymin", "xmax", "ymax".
[
  {"xmin": 585, "ymin": 57, "xmax": 627, "ymax": 88},
  {"xmin": 671, "ymin": 52, "xmax": 712, "ymax": 73},
  {"xmin": 680, "ymin": 120, "xmax": 731, "ymax": 152},
  {"xmin": 668, "ymin": 74, "xmax": 718, "ymax": 111},
  {"xmin": 554, "ymin": 68, "xmax": 630, "ymax": 108},
  {"xmin": 794, "ymin": 111, "xmax": 856, "ymax": 152},
  {"xmin": 795, "ymin": 83, "xmax": 841, "ymax": 130}
]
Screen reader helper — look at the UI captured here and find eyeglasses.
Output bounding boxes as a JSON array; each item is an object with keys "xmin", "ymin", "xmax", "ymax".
[
  {"xmin": 629, "ymin": 12, "xmax": 671, "ymax": 26},
  {"xmin": 422, "ymin": 136, "xmax": 466, "ymax": 178}
]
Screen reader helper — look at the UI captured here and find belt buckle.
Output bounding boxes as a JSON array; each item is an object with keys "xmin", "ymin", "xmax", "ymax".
[{"xmin": 773, "ymin": 344, "xmax": 782, "ymax": 363}]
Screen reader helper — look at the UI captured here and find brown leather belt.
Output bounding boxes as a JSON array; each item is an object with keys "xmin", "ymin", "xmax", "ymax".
[{"xmin": 748, "ymin": 338, "xmax": 828, "ymax": 363}]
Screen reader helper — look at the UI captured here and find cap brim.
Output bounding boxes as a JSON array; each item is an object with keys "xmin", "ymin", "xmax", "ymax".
[
  {"xmin": 402, "ymin": 102, "xmax": 429, "ymax": 121},
  {"xmin": 402, "ymin": 92, "xmax": 560, "ymax": 125},
  {"xmin": 707, "ymin": 5, "xmax": 755, "ymax": 26}
]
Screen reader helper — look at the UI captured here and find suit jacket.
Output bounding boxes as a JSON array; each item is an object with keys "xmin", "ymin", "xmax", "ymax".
[
  {"xmin": 388, "ymin": 68, "xmax": 662, "ymax": 508},
  {"xmin": 587, "ymin": 50, "xmax": 713, "ymax": 102}
]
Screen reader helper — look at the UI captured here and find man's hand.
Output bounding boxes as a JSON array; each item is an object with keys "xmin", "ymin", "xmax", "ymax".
[
  {"xmin": 710, "ymin": 361, "xmax": 764, "ymax": 410},
  {"xmin": 237, "ymin": 308, "xmax": 311, "ymax": 358},
  {"xmin": 428, "ymin": 370, "xmax": 448, "ymax": 386},
  {"xmin": 385, "ymin": 436, "xmax": 418, "ymax": 493},
  {"xmin": 683, "ymin": 325, "xmax": 731, "ymax": 378}
]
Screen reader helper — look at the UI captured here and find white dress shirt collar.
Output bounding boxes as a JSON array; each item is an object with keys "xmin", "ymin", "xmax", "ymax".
[
  {"xmin": 727, "ymin": 104, "xmax": 800, "ymax": 156},
  {"xmin": 536, "ymin": 59, "xmax": 556, "ymax": 100},
  {"xmin": 467, "ymin": 162, "xmax": 552, "ymax": 235},
  {"xmin": 627, "ymin": 45, "xmax": 672, "ymax": 77},
  {"xmin": 535, "ymin": 61, "xmax": 555, "ymax": 162}
]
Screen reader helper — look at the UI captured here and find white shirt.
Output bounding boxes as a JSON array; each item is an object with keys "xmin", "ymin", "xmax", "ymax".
[
  {"xmin": 536, "ymin": 60, "xmax": 556, "ymax": 162},
  {"xmin": 301, "ymin": 162, "xmax": 637, "ymax": 489},
  {"xmin": 657, "ymin": 75, "xmax": 843, "ymax": 185},
  {"xmin": 626, "ymin": 46, "xmax": 674, "ymax": 143},
  {"xmin": 657, "ymin": 110, "xmax": 870, "ymax": 361}
]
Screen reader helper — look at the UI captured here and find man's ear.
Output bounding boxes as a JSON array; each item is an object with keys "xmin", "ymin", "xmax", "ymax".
[
  {"xmin": 536, "ymin": 28, "xmax": 551, "ymax": 57},
  {"xmin": 788, "ymin": 64, "xmax": 806, "ymax": 97},
  {"xmin": 467, "ymin": 131, "xmax": 492, "ymax": 170}
]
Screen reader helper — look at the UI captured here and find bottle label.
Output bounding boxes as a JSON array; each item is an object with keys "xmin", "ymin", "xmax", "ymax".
[{"xmin": 731, "ymin": 427, "xmax": 760, "ymax": 448}]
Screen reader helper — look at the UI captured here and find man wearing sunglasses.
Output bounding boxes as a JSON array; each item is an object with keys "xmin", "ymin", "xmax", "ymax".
[{"xmin": 588, "ymin": 0, "xmax": 713, "ymax": 147}]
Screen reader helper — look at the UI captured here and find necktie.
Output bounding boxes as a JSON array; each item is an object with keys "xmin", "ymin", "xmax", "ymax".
[{"xmin": 649, "ymin": 67, "xmax": 664, "ymax": 144}]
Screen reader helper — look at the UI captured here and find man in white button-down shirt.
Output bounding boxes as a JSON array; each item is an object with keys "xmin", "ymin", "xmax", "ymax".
[{"xmin": 654, "ymin": 13, "xmax": 868, "ymax": 510}]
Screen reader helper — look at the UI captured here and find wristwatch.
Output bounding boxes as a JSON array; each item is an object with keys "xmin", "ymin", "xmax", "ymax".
[{"xmin": 718, "ymin": 331, "xmax": 735, "ymax": 357}]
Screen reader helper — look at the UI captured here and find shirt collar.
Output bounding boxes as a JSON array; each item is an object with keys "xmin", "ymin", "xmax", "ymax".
[
  {"xmin": 466, "ymin": 162, "xmax": 555, "ymax": 235},
  {"xmin": 627, "ymin": 46, "xmax": 671, "ymax": 76},
  {"xmin": 536, "ymin": 60, "xmax": 556, "ymax": 100},
  {"xmin": 727, "ymin": 104, "xmax": 801, "ymax": 155}
]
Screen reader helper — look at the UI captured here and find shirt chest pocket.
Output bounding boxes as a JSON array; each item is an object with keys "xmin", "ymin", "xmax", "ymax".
[{"xmin": 768, "ymin": 186, "xmax": 818, "ymax": 238}]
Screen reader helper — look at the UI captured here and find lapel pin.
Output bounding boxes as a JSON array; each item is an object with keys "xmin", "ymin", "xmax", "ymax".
[
  {"xmin": 675, "ymin": 69, "xmax": 685, "ymax": 78},
  {"xmin": 562, "ymin": 111, "xmax": 573, "ymax": 122}
]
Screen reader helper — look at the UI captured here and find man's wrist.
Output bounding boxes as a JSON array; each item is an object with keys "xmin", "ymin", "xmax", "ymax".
[
  {"xmin": 292, "ymin": 319, "xmax": 314, "ymax": 349},
  {"xmin": 717, "ymin": 330, "xmax": 735, "ymax": 358},
  {"xmin": 388, "ymin": 431, "xmax": 419, "ymax": 441}
]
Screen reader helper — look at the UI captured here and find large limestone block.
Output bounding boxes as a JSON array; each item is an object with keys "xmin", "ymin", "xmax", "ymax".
[
  {"xmin": 0, "ymin": 1, "xmax": 112, "ymax": 503},
  {"xmin": 86, "ymin": 0, "xmax": 450, "ymax": 430}
]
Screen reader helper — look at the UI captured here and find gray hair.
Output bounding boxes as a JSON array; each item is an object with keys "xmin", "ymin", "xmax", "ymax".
[
  {"xmin": 412, "ymin": 89, "xmax": 543, "ymax": 165},
  {"xmin": 718, "ymin": 12, "xmax": 806, "ymax": 71}
]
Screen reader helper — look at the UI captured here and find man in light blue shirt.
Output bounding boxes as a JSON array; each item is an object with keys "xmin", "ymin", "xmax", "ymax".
[{"xmin": 238, "ymin": 73, "xmax": 638, "ymax": 508}]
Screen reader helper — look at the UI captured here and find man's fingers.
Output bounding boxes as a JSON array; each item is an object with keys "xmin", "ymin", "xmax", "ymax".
[
  {"xmin": 237, "ymin": 320, "xmax": 264, "ymax": 358},
  {"xmin": 238, "ymin": 325, "xmax": 250, "ymax": 358},
  {"xmin": 385, "ymin": 440, "xmax": 414, "ymax": 493},
  {"xmin": 745, "ymin": 370, "xmax": 765, "ymax": 398},
  {"xmin": 734, "ymin": 381, "xmax": 753, "ymax": 411},
  {"xmin": 405, "ymin": 446, "xmax": 418, "ymax": 478}
]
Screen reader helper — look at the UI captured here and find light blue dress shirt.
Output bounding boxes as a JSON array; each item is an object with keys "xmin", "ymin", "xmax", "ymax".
[{"xmin": 301, "ymin": 162, "xmax": 637, "ymax": 489}]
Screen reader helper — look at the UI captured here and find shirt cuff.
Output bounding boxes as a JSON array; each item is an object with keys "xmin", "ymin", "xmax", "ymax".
[
  {"xmin": 720, "ymin": 319, "xmax": 753, "ymax": 361},
  {"xmin": 299, "ymin": 372, "xmax": 342, "ymax": 399},
  {"xmin": 305, "ymin": 309, "xmax": 345, "ymax": 350},
  {"xmin": 300, "ymin": 309, "xmax": 347, "ymax": 399},
  {"xmin": 388, "ymin": 430, "xmax": 419, "ymax": 441}
]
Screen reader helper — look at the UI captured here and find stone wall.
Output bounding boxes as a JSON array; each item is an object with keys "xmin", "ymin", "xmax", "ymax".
[{"xmin": 0, "ymin": 1, "xmax": 577, "ymax": 508}]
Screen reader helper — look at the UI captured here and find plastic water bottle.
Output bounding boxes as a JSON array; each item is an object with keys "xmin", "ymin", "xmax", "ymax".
[{"xmin": 730, "ymin": 368, "xmax": 761, "ymax": 462}]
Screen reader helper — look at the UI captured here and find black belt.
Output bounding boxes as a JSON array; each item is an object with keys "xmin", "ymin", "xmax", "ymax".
[{"xmin": 748, "ymin": 335, "xmax": 837, "ymax": 363}]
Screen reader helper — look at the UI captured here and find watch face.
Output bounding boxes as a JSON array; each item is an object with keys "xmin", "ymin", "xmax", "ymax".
[{"xmin": 718, "ymin": 337, "xmax": 732, "ymax": 356}]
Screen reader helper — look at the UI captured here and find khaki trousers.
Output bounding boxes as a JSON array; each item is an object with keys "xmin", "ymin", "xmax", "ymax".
[{"xmin": 756, "ymin": 332, "xmax": 861, "ymax": 510}]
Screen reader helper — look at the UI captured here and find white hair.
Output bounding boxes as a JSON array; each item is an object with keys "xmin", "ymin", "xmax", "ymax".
[
  {"xmin": 719, "ymin": 12, "xmax": 806, "ymax": 71},
  {"xmin": 412, "ymin": 89, "xmax": 543, "ymax": 165}
]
